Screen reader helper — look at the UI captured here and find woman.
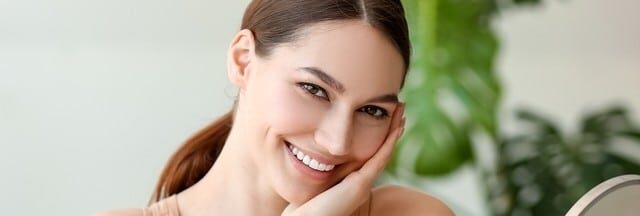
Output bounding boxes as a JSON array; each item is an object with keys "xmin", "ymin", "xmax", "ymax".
[{"xmin": 98, "ymin": 0, "xmax": 454, "ymax": 215}]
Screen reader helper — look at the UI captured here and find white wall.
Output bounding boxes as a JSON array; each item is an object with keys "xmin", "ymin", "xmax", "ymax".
[
  {"xmin": 1, "ymin": 0, "xmax": 638, "ymax": 215},
  {"xmin": 499, "ymin": 0, "xmax": 640, "ymax": 130},
  {"xmin": 1, "ymin": 1, "xmax": 249, "ymax": 215}
]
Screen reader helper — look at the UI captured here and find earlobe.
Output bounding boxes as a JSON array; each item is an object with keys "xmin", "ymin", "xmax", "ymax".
[{"xmin": 227, "ymin": 29, "xmax": 256, "ymax": 90}]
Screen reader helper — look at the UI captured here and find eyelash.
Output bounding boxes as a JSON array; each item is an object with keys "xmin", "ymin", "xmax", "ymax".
[{"xmin": 296, "ymin": 82, "xmax": 389, "ymax": 120}]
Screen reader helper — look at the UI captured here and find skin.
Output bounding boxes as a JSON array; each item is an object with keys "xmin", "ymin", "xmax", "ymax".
[{"xmin": 96, "ymin": 20, "xmax": 454, "ymax": 216}]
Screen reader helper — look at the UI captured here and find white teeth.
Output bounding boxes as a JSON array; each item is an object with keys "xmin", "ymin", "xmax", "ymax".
[
  {"xmin": 302, "ymin": 155, "xmax": 311, "ymax": 164},
  {"xmin": 296, "ymin": 151, "xmax": 304, "ymax": 160},
  {"xmin": 309, "ymin": 159, "xmax": 319, "ymax": 170},
  {"xmin": 318, "ymin": 163, "xmax": 326, "ymax": 171},
  {"xmin": 326, "ymin": 164, "xmax": 335, "ymax": 170},
  {"xmin": 287, "ymin": 144, "xmax": 336, "ymax": 172}
]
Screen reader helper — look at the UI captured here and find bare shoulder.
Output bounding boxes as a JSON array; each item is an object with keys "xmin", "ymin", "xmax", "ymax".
[
  {"xmin": 92, "ymin": 208, "xmax": 143, "ymax": 216},
  {"xmin": 371, "ymin": 184, "xmax": 455, "ymax": 216}
]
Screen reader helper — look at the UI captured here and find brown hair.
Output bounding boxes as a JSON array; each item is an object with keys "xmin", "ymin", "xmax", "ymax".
[{"xmin": 150, "ymin": 0, "xmax": 411, "ymax": 203}]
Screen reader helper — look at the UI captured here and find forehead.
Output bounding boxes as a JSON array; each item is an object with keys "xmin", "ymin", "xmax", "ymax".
[{"xmin": 267, "ymin": 20, "xmax": 405, "ymax": 97}]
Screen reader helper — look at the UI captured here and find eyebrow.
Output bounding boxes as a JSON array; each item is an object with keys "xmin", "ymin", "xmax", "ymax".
[
  {"xmin": 365, "ymin": 94, "xmax": 399, "ymax": 104},
  {"xmin": 296, "ymin": 66, "xmax": 399, "ymax": 104},
  {"xmin": 297, "ymin": 67, "xmax": 345, "ymax": 93}
]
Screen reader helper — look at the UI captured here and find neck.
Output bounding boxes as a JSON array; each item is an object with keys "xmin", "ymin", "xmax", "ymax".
[{"xmin": 176, "ymin": 125, "xmax": 289, "ymax": 216}]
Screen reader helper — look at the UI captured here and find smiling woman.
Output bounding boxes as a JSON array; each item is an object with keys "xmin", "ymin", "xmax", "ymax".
[{"xmin": 95, "ymin": 0, "xmax": 453, "ymax": 215}]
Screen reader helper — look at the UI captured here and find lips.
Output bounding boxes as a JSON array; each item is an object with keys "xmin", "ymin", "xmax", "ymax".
[
  {"xmin": 288, "ymin": 143, "xmax": 336, "ymax": 172},
  {"xmin": 284, "ymin": 140, "xmax": 339, "ymax": 181}
]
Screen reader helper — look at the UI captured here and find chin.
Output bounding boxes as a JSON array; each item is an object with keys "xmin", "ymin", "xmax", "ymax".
[
  {"xmin": 273, "ymin": 171, "xmax": 354, "ymax": 205},
  {"xmin": 277, "ymin": 184, "xmax": 325, "ymax": 205},
  {"xmin": 272, "ymin": 167, "xmax": 331, "ymax": 205}
]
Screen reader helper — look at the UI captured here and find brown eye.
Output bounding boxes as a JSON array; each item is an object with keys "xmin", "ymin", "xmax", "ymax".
[
  {"xmin": 298, "ymin": 82, "xmax": 328, "ymax": 100},
  {"xmin": 359, "ymin": 106, "xmax": 388, "ymax": 120}
]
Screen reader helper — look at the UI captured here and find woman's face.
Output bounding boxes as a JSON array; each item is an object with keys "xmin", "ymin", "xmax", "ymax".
[{"xmin": 234, "ymin": 21, "xmax": 404, "ymax": 204}]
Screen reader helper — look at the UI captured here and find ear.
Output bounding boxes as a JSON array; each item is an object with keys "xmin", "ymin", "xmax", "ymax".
[{"xmin": 227, "ymin": 29, "xmax": 257, "ymax": 90}]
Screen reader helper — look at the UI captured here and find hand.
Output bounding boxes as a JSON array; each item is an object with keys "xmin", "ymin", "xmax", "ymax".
[{"xmin": 282, "ymin": 103, "xmax": 406, "ymax": 216}]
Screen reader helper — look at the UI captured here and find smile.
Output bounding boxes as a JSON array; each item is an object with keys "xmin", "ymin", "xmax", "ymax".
[{"xmin": 285, "ymin": 142, "xmax": 336, "ymax": 172}]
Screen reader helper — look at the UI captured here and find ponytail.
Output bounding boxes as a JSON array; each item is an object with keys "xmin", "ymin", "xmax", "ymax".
[{"xmin": 149, "ymin": 110, "xmax": 233, "ymax": 203}]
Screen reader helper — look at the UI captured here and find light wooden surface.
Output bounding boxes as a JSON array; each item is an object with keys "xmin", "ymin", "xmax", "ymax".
[{"xmin": 565, "ymin": 175, "xmax": 640, "ymax": 216}]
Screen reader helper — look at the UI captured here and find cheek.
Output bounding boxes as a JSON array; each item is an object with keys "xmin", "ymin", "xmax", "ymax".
[
  {"xmin": 262, "ymin": 81, "xmax": 324, "ymax": 133},
  {"xmin": 351, "ymin": 126, "xmax": 389, "ymax": 160}
]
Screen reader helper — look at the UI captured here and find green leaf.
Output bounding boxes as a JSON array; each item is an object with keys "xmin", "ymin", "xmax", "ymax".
[
  {"xmin": 493, "ymin": 106, "xmax": 640, "ymax": 215},
  {"xmin": 389, "ymin": 0, "xmax": 502, "ymax": 176}
]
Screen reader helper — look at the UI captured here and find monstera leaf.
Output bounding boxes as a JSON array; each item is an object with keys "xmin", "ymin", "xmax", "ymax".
[
  {"xmin": 490, "ymin": 106, "xmax": 640, "ymax": 215},
  {"xmin": 388, "ymin": 0, "xmax": 503, "ymax": 175}
]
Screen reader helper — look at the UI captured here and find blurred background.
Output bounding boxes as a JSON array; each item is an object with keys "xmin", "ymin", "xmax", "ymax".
[{"xmin": 1, "ymin": 0, "xmax": 638, "ymax": 215}]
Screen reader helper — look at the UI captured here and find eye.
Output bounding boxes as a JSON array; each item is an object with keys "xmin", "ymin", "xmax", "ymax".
[
  {"xmin": 359, "ymin": 106, "xmax": 389, "ymax": 120},
  {"xmin": 298, "ymin": 82, "xmax": 329, "ymax": 100}
]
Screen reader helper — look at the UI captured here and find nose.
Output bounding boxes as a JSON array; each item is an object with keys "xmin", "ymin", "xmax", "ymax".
[{"xmin": 314, "ymin": 106, "xmax": 353, "ymax": 156}]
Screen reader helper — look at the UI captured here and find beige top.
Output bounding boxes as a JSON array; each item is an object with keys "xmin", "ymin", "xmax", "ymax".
[{"xmin": 143, "ymin": 194, "xmax": 371, "ymax": 216}]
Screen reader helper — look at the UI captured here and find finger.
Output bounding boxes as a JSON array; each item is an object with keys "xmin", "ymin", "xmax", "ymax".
[
  {"xmin": 300, "ymin": 177, "xmax": 369, "ymax": 216},
  {"xmin": 386, "ymin": 103, "xmax": 405, "ymax": 137},
  {"xmin": 357, "ymin": 103, "xmax": 405, "ymax": 178},
  {"xmin": 368, "ymin": 103, "xmax": 405, "ymax": 165}
]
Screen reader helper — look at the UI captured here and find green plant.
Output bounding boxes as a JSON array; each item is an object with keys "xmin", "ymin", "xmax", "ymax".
[
  {"xmin": 489, "ymin": 106, "xmax": 640, "ymax": 215},
  {"xmin": 387, "ymin": 0, "xmax": 640, "ymax": 215},
  {"xmin": 389, "ymin": 0, "xmax": 541, "ymax": 176}
]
